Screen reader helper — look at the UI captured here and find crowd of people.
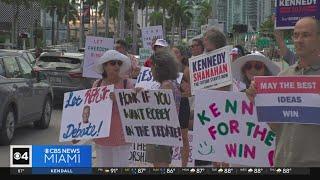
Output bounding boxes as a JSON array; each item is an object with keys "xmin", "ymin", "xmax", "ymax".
[{"xmin": 73, "ymin": 16, "xmax": 320, "ymax": 167}]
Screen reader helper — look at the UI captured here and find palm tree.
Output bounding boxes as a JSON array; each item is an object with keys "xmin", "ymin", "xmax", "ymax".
[
  {"xmin": 66, "ymin": 0, "xmax": 80, "ymax": 42},
  {"xmin": 39, "ymin": 0, "xmax": 67, "ymax": 45},
  {"xmin": 168, "ymin": 0, "xmax": 193, "ymax": 45},
  {"xmin": 1, "ymin": 0, "xmax": 31, "ymax": 47},
  {"xmin": 132, "ymin": 0, "xmax": 139, "ymax": 54},
  {"xmin": 198, "ymin": 0, "xmax": 212, "ymax": 25},
  {"xmin": 99, "ymin": 0, "xmax": 119, "ymax": 37},
  {"xmin": 119, "ymin": 0, "xmax": 125, "ymax": 39},
  {"xmin": 159, "ymin": 0, "xmax": 171, "ymax": 38},
  {"xmin": 149, "ymin": 11, "xmax": 162, "ymax": 26}
]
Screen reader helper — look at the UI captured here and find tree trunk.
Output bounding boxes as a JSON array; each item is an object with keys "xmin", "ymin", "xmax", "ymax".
[
  {"xmin": 132, "ymin": 1, "xmax": 138, "ymax": 54},
  {"xmin": 94, "ymin": 0, "xmax": 98, "ymax": 36},
  {"xmin": 141, "ymin": 8, "xmax": 144, "ymax": 28},
  {"xmin": 104, "ymin": 0, "xmax": 109, "ymax": 37},
  {"xmin": 51, "ymin": 8, "xmax": 55, "ymax": 45},
  {"xmin": 66, "ymin": 4, "xmax": 70, "ymax": 42},
  {"xmin": 162, "ymin": 7, "xmax": 166, "ymax": 38},
  {"xmin": 145, "ymin": 5, "xmax": 148, "ymax": 27},
  {"xmin": 119, "ymin": 0, "xmax": 125, "ymax": 39},
  {"xmin": 178, "ymin": 20, "xmax": 182, "ymax": 44},
  {"xmin": 79, "ymin": 1, "xmax": 84, "ymax": 48},
  {"xmin": 12, "ymin": 3, "xmax": 19, "ymax": 48},
  {"xmin": 30, "ymin": 3, "xmax": 35, "ymax": 48},
  {"xmin": 56, "ymin": 19, "xmax": 59, "ymax": 44},
  {"xmin": 113, "ymin": 17, "xmax": 116, "ymax": 36},
  {"xmin": 171, "ymin": 17, "xmax": 175, "ymax": 46}
]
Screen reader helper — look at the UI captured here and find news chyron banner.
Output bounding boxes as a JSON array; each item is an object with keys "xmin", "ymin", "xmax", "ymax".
[
  {"xmin": 10, "ymin": 145, "xmax": 92, "ymax": 175},
  {"xmin": 255, "ymin": 76, "xmax": 320, "ymax": 124}
]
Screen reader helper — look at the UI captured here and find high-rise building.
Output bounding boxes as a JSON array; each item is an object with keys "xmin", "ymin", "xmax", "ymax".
[
  {"xmin": 247, "ymin": 0, "xmax": 258, "ymax": 31},
  {"xmin": 226, "ymin": 0, "xmax": 248, "ymax": 32},
  {"xmin": 257, "ymin": 0, "xmax": 275, "ymax": 29}
]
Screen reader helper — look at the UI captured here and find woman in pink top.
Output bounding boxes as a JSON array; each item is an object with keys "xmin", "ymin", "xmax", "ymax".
[{"xmin": 74, "ymin": 50, "xmax": 134, "ymax": 167}]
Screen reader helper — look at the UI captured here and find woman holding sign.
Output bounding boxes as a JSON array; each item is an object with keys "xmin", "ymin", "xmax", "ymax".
[
  {"xmin": 172, "ymin": 46, "xmax": 191, "ymax": 167},
  {"xmin": 73, "ymin": 50, "xmax": 134, "ymax": 167},
  {"xmin": 145, "ymin": 49, "xmax": 181, "ymax": 167},
  {"xmin": 231, "ymin": 51, "xmax": 280, "ymax": 91}
]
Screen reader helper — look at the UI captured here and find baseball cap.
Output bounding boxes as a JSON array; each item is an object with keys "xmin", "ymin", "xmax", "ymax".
[{"xmin": 153, "ymin": 39, "xmax": 168, "ymax": 47}]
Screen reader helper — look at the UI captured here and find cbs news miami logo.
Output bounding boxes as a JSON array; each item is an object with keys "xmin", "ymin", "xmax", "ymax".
[{"xmin": 10, "ymin": 145, "xmax": 91, "ymax": 168}]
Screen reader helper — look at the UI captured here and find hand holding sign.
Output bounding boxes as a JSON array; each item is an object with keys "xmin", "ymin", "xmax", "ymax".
[{"xmin": 245, "ymin": 81, "xmax": 257, "ymax": 103}]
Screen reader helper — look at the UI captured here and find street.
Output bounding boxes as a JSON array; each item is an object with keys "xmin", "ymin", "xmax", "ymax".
[{"xmin": 0, "ymin": 106, "xmax": 72, "ymax": 167}]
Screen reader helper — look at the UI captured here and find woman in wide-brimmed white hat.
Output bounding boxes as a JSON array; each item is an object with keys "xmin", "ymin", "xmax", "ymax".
[
  {"xmin": 73, "ymin": 50, "xmax": 134, "ymax": 167},
  {"xmin": 232, "ymin": 51, "xmax": 281, "ymax": 90}
]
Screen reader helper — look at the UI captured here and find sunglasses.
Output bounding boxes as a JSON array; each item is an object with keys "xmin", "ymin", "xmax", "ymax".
[
  {"xmin": 243, "ymin": 62, "xmax": 264, "ymax": 71},
  {"xmin": 108, "ymin": 60, "xmax": 123, "ymax": 66}
]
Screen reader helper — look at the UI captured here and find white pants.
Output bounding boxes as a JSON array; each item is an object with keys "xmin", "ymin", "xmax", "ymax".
[{"xmin": 95, "ymin": 144, "xmax": 131, "ymax": 167}]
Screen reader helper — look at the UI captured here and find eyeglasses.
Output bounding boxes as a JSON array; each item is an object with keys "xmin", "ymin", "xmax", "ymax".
[
  {"xmin": 243, "ymin": 62, "xmax": 264, "ymax": 71},
  {"xmin": 108, "ymin": 60, "xmax": 123, "ymax": 66}
]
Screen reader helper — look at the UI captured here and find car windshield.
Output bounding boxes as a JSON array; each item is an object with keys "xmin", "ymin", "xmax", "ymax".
[{"xmin": 37, "ymin": 56, "xmax": 81, "ymax": 70}]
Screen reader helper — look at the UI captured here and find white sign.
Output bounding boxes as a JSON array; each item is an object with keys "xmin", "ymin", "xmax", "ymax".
[
  {"xmin": 83, "ymin": 36, "xmax": 114, "ymax": 78},
  {"xmin": 135, "ymin": 67, "xmax": 183, "ymax": 90},
  {"xmin": 171, "ymin": 132, "xmax": 194, "ymax": 167},
  {"xmin": 193, "ymin": 90, "xmax": 276, "ymax": 167},
  {"xmin": 141, "ymin": 26, "xmax": 163, "ymax": 49},
  {"xmin": 59, "ymin": 85, "xmax": 114, "ymax": 142},
  {"xmin": 189, "ymin": 45, "xmax": 233, "ymax": 95},
  {"xmin": 115, "ymin": 89, "xmax": 182, "ymax": 147},
  {"xmin": 128, "ymin": 132, "xmax": 194, "ymax": 167},
  {"xmin": 139, "ymin": 48, "xmax": 152, "ymax": 66}
]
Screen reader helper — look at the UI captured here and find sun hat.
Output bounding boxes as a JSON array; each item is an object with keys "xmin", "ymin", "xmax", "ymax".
[
  {"xmin": 231, "ymin": 51, "xmax": 280, "ymax": 82},
  {"xmin": 230, "ymin": 48, "xmax": 239, "ymax": 55},
  {"xmin": 95, "ymin": 50, "xmax": 131, "ymax": 75},
  {"xmin": 153, "ymin": 39, "xmax": 168, "ymax": 48}
]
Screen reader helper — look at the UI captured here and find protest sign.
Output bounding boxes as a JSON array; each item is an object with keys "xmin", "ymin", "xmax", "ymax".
[
  {"xmin": 83, "ymin": 36, "xmax": 114, "ymax": 78},
  {"xmin": 141, "ymin": 26, "xmax": 163, "ymax": 49},
  {"xmin": 128, "ymin": 143, "xmax": 146, "ymax": 163},
  {"xmin": 255, "ymin": 76, "xmax": 320, "ymax": 124},
  {"xmin": 115, "ymin": 89, "xmax": 182, "ymax": 147},
  {"xmin": 128, "ymin": 132, "xmax": 194, "ymax": 167},
  {"xmin": 275, "ymin": 0, "xmax": 320, "ymax": 29},
  {"xmin": 59, "ymin": 85, "xmax": 114, "ymax": 142},
  {"xmin": 189, "ymin": 46, "xmax": 233, "ymax": 95},
  {"xmin": 139, "ymin": 48, "xmax": 152, "ymax": 66},
  {"xmin": 193, "ymin": 90, "xmax": 275, "ymax": 167},
  {"xmin": 171, "ymin": 132, "xmax": 194, "ymax": 167},
  {"xmin": 135, "ymin": 67, "xmax": 183, "ymax": 90}
]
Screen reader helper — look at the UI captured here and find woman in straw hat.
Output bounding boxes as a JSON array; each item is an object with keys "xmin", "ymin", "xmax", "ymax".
[
  {"xmin": 73, "ymin": 50, "xmax": 134, "ymax": 167},
  {"xmin": 232, "ymin": 51, "xmax": 280, "ymax": 91}
]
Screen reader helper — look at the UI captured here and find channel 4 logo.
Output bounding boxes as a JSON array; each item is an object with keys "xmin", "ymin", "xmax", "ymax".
[{"xmin": 10, "ymin": 145, "xmax": 32, "ymax": 167}]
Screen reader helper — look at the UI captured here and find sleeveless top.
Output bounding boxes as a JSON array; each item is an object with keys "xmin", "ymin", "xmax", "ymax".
[
  {"xmin": 93, "ymin": 78, "xmax": 133, "ymax": 146},
  {"xmin": 161, "ymin": 80, "xmax": 181, "ymax": 113}
]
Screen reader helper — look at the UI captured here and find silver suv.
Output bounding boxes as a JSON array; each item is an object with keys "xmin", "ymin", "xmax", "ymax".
[{"xmin": 35, "ymin": 52, "xmax": 93, "ymax": 104}]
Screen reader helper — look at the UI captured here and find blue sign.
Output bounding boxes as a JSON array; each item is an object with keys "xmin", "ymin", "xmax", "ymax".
[
  {"xmin": 32, "ymin": 145, "xmax": 92, "ymax": 168},
  {"xmin": 276, "ymin": 0, "xmax": 320, "ymax": 29}
]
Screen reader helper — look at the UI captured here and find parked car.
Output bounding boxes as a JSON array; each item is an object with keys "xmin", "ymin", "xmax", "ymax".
[
  {"xmin": 0, "ymin": 49, "xmax": 36, "ymax": 66},
  {"xmin": 35, "ymin": 52, "xmax": 93, "ymax": 104},
  {"xmin": 0, "ymin": 52, "xmax": 53, "ymax": 145}
]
